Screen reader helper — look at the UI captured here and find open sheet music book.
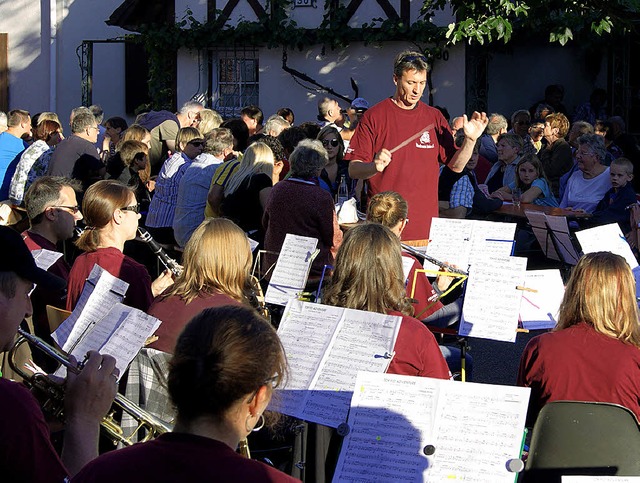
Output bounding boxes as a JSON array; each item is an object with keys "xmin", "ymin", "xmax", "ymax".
[
  {"xmin": 271, "ymin": 299, "xmax": 401, "ymax": 428},
  {"xmin": 264, "ymin": 234, "xmax": 319, "ymax": 306},
  {"xmin": 519, "ymin": 269, "xmax": 565, "ymax": 330},
  {"xmin": 52, "ymin": 265, "xmax": 161, "ymax": 378},
  {"xmin": 525, "ymin": 211, "xmax": 580, "ymax": 264},
  {"xmin": 425, "ymin": 218, "xmax": 516, "ymax": 272},
  {"xmin": 459, "ymin": 255, "xmax": 528, "ymax": 342},
  {"xmin": 333, "ymin": 372, "xmax": 530, "ymax": 483},
  {"xmin": 576, "ymin": 223, "xmax": 639, "ymax": 269}
]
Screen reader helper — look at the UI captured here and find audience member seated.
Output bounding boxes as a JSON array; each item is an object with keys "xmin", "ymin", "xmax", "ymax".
[
  {"xmin": 114, "ymin": 140, "xmax": 153, "ymax": 223},
  {"xmin": 573, "ymin": 88, "xmax": 608, "ymax": 125},
  {"xmin": 148, "ymin": 218, "xmax": 259, "ymax": 354},
  {"xmin": 0, "ymin": 109, "xmax": 30, "ymax": 200},
  {"xmin": 9, "ymin": 119, "xmax": 63, "ymax": 205},
  {"xmin": 105, "ymin": 124, "xmax": 151, "ymax": 180},
  {"xmin": 195, "ymin": 108, "xmax": 223, "ymax": 137},
  {"xmin": 241, "ymin": 105, "xmax": 264, "ymax": 138},
  {"xmin": 508, "ymin": 110, "xmax": 536, "ymax": 157},
  {"xmin": 560, "ymin": 133, "xmax": 612, "ymax": 213},
  {"xmin": 485, "ymin": 133, "xmax": 524, "ymax": 194},
  {"xmin": 324, "ymin": 223, "xmax": 451, "ymax": 379},
  {"xmin": 73, "ymin": 305, "xmax": 297, "ymax": 482},
  {"xmin": 478, "ymin": 113, "xmax": 507, "ymax": 164},
  {"xmin": 101, "ymin": 116, "xmax": 128, "ymax": 161},
  {"xmin": 518, "ymin": 252, "xmax": 640, "ymax": 426},
  {"xmin": 589, "ymin": 157, "xmax": 636, "ymax": 233},
  {"xmin": 558, "ymin": 120, "xmax": 594, "ymax": 200},
  {"xmin": 145, "ymin": 127, "xmax": 204, "ymax": 245},
  {"xmin": 595, "ymin": 119, "xmax": 624, "ymax": 165},
  {"xmin": 220, "ymin": 142, "xmax": 282, "ymax": 246},
  {"xmin": 67, "ymin": 180, "xmax": 173, "ymax": 312},
  {"xmin": 316, "ymin": 125, "xmax": 351, "ymax": 199},
  {"xmin": 173, "ymin": 128, "xmax": 233, "ymax": 247},
  {"xmin": 491, "ymin": 154, "xmax": 558, "ymax": 207},
  {"xmin": 539, "ymin": 112, "xmax": 572, "ymax": 198},
  {"xmin": 529, "ymin": 84, "xmax": 569, "ymax": 119},
  {"xmin": 263, "ymin": 139, "xmax": 342, "ymax": 279}
]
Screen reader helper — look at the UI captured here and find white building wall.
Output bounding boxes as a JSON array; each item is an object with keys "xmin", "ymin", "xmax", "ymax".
[{"xmin": 0, "ymin": 0, "xmax": 129, "ymax": 123}]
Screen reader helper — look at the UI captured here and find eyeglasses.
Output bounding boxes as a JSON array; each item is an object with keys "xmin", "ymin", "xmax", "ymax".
[
  {"xmin": 188, "ymin": 140, "xmax": 205, "ymax": 147},
  {"xmin": 401, "ymin": 54, "xmax": 428, "ymax": 64},
  {"xmin": 120, "ymin": 203, "xmax": 141, "ymax": 214},
  {"xmin": 51, "ymin": 205, "xmax": 80, "ymax": 214},
  {"xmin": 322, "ymin": 139, "xmax": 340, "ymax": 148}
]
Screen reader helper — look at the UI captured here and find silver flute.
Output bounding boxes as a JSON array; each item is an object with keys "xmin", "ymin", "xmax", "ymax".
[{"xmin": 401, "ymin": 243, "xmax": 468, "ymax": 276}]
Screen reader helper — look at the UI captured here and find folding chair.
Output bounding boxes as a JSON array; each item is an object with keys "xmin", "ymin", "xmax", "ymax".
[{"xmin": 522, "ymin": 400, "xmax": 640, "ymax": 482}]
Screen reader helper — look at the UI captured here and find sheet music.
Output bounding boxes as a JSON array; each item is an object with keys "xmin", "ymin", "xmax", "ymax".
[
  {"xmin": 31, "ymin": 249, "xmax": 63, "ymax": 271},
  {"xmin": 53, "ymin": 265, "xmax": 128, "ymax": 348},
  {"xmin": 576, "ymin": 223, "xmax": 639, "ymax": 269},
  {"xmin": 273, "ymin": 300, "xmax": 401, "ymax": 428},
  {"xmin": 425, "ymin": 218, "xmax": 516, "ymax": 272},
  {"xmin": 460, "ymin": 255, "xmax": 527, "ymax": 342},
  {"xmin": 544, "ymin": 215, "xmax": 581, "ymax": 265},
  {"xmin": 563, "ymin": 478, "xmax": 640, "ymax": 483},
  {"xmin": 401, "ymin": 255, "xmax": 415, "ymax": 282},
  {"xmin": 264, "ymin": 234, "xmax": 318, "ymax": 306},
  {"xmin": 333, "ymin": 372, "xmax": 530, "ymax": 483},
  {"xmin": 519, "ymin": 269, "xmax": 564, "ymax": 330}
]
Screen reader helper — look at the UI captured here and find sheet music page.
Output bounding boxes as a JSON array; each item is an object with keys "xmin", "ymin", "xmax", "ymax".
[
  {"xmin": 576, "ymin": 223, "xmax": 639, "ymax": 269},
  {"xmin": 525, "ymin": 211, "xmax": 560, "ymax": 261},
  {"xmin": 429, "ymin": 381, "xmax": 530, "ymax": 482},
  {"xmin": 31, "ymin": 249, "xmax": 63, "ymax": 271},
  {"xmin": 272, "ymin": 300, "xmax": 345, "ymax": 419},
  {"xmin": 333, "ymin": 372, "xmax": 439, "ymax": 482},
  {"xmin": 544, "ymin": 215, "xmax": 580, "ymax": 265},
  {"xmin": 99, "ymin": 307, "xmax": 162, "ymax": 376},
  {"xmin": 468, "ymin": 220, "xmax": 517, "ymax": 266},
  {"xmin": 424, "ymin": 218, "xmax": 473, "ymax": 271},
  {"xmin": 563, "ymin": 477, "xmax": 640, "ymax": 482},
  {"xmin": 265, "ymin": 234, "xmax": 319, "ymax": 305},
  {"xmin": 401, "ymin": 255, "xmax": 415, "ymax": 282},
  {"xmin": 273, "ymin": 300, "xmax": 401, "ymax": 428},
  {"xmin": 52, "ymin": 265, "xmax": 128, "ymax": 348},
  {"xmin": 520, "ymin": 269, "xmax": 564, "ymax": 330},
  {"xmin": 303, "ymin": 309, "xmax": 401, "ymax": 428},
  {"xmin": 334, "ymin": 373, "xmax": 530, "ymax": 483},
  {"xmin": 460, "ymin": 255, "xmax": 527, "ymax": 342}
]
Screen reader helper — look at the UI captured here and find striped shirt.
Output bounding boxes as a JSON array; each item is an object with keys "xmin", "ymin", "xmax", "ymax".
[{"xmin": 146, "ymin": 152, "xmax": 194, "ymax": 228}]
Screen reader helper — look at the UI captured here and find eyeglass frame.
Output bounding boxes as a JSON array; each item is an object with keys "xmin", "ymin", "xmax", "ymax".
[
  {"xmin": 321, "ymin": 139, "xmax": 341, "ymax": 148},
  {"xmin": 119, "ymin": 203, "xmax": 141, "ymax": 214},
  {"xmin": 49, "ymin": 205, "xmax": 81, "ymax": 214}
]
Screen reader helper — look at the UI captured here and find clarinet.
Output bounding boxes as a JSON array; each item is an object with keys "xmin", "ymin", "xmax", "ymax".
[
  {"xmin": 137, "ymin": 227, "xmax": 183, "ymax": 277},
  {"xmin": 401, "ymin": 243, "xmax": 468, "ymax": 276}
]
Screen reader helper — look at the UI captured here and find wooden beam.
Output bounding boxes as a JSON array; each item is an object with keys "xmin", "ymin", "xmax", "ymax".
[
  {"xmin": 375, "ymin": 0, "xmax": 400, "ymax": 20},
  {"xmin": 344, "ymin": 0, "xmax": 365, "ymax": 22},
  {"xmin": 400, "ymin": 0, "xmax": 410, "ymax": 23}
]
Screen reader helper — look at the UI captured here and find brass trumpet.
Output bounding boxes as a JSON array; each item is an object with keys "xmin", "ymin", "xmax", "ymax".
[{"xmin": 9, "ymin": 328, "xmax": 172, "ymax": 446}]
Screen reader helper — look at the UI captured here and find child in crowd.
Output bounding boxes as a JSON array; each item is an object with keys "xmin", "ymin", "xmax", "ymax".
[
  {"xmin": 589, "ymin": 157, "xmax": 636, "ymax": 233},
  {"xmin": 490, "ymin": 154, "xmax": 559, "ymax": 207}
]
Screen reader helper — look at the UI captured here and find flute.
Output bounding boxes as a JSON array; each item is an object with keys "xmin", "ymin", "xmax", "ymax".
[{"xmin": 400, "ymin": 243, "xmax": 468, "ymax": 276}]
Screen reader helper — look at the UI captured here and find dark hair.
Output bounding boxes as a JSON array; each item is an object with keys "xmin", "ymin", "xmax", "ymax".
[
  {"xmin": 220, "ymin": 118, "xmax": 250, "ymax": 152},
  {"xmin": 105, "ymin": 116, "xmax": 128, "ymax": 132},
  {"xmin": 278, "ymin": 126, "xmax": 307, "ymax": 157},
  {"xmin": 298, "ymin": 122, "xmax": 321, "ymax": 140},
  {"xmin": 317, "ymin": 125, "xmax": 344, "ymax": 163},
  {"xmin": 168, "ymin": 305, "xmax": 287, "ymax": 421},
  {"xmin": 276, "ymin": 107, "xmax": 294, "ymax": 125},
  {"xmin": 240, "ymin": 105, "xmax": 264, "ymax": 125},
  {"xmin": 34, "ymin": 120, "xmax": 61, "ymax": 143},
  {"xmin": 260, "ymin": 135, "xmax": 286, "ymax": 163},
  {"xmin": 25, "ymin": 176, "xmax": 80, "ymax": 223}
]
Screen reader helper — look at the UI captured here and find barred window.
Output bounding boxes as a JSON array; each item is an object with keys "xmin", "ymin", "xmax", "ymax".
[{"xmin": 211, "ymin": 48, "xmax": 259, "ymax": 118}]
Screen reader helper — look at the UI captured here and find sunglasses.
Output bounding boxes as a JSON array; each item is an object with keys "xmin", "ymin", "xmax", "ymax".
[
  {"xmin": 322, "ymin": 139, "xmax": 341, "ymax": 148},
  {"xmin": 402, "ymin": 54, "xmax": 428, "ymax": 64},
  {"xmin": 120, "ymin": 203, "xmax": 141, "ymax": 214},
  {"xmin": 51, "ymin": 205, "xmax": 80, "ymax": 214},
  {"xmin": 188, "ymin": 140, "xmax": 205, "ymax": 147}
]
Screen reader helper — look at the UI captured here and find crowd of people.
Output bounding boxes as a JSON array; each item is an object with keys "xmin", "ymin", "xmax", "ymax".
[{"xmin": 0, "ymin": 49, "xmax": 640, "ymax": 481}]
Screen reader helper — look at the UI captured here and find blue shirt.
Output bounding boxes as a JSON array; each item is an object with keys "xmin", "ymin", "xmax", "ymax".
[
  {"xmin": 508, "ymin": 178, "xmax": 558, "ymax": 207},
  {"xmin": 0, "ymin": 132, "xmax": 27, "ymax": 200}
]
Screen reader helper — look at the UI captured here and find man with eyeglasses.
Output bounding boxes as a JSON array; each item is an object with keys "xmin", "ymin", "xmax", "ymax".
[
  {"xmin": 345, "ymin": 50, "xmax": 488, "ymax": 241},
  {"xmin": 47, "ymin": 110, "xmax": 105, "ymax": 192},
  {"xmin": 20, "ymin": 176, "xmax": 83, "ymax": 363}
]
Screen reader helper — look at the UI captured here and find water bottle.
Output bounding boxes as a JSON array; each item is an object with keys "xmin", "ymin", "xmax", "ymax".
[{"xmin": 337, "ymin": 175, "xmax": 349, "ymax": 205}]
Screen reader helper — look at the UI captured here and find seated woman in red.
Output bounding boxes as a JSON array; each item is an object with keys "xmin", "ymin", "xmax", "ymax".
[
  {"xmin": 518, "ymin": 251, "xmax": 640, "ymax": 426},
  {"xmin": 323, "ymin": 223, "xmax": 450, "ymax": 379},
  {"xmin": 147, "ymin": 217, "xmax": 262, "ymax": 354},
  {"xmin": 66, "ymin": 180, "xmax": 173, "ymax": 312},
  {"xmin": 73, "ymin": 305, "xmax": 298, "ymax": 483}
]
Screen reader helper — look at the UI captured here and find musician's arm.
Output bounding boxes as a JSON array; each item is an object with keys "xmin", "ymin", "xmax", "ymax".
[
  {"xmin": 62, "ymin": 352, "xmax": 117, "ymax": 476},
  {"xmin": 348, "ymin": 148, "xmax": 392, "ymax": 180}
]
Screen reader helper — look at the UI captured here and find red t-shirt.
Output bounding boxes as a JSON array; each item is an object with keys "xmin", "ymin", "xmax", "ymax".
[
  {"xmin": 345, "ymin": 99, "xmax": 456, "ymax": 240},
  {"xmin": 147, "ymin": 292, "xmax": 243, "ymax": 353},
  {"xmin": 67, "ymin": 247, "xmax": 153, "ymax": 312},
  {"xmin": 387, "ymin": 311, "xmax": 451, "ymax": 379},
  {"xmin": 72, "ymin": 432, "xmax": 300, "ymax": 482},
  {"xmin": 0, "ymin": 379, "xmax": 68, "ymax": 482},
  {"xmin": 518, "ymin": 322, "xmax": 640, "ymax": 425}
]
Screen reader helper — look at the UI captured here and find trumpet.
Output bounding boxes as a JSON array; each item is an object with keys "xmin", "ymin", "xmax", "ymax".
[
  {"xmin": 137, "ymin": 227, "xmax": 183, "ymax": 277},
  {"xmin": 9, "ymin": 328, "xmax": 172, "ymax": 446}
]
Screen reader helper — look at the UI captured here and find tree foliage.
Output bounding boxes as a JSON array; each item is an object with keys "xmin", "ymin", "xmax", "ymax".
[{"xmin": 435, "ymin": 0, "xmax": 640, "ymax": 45}]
